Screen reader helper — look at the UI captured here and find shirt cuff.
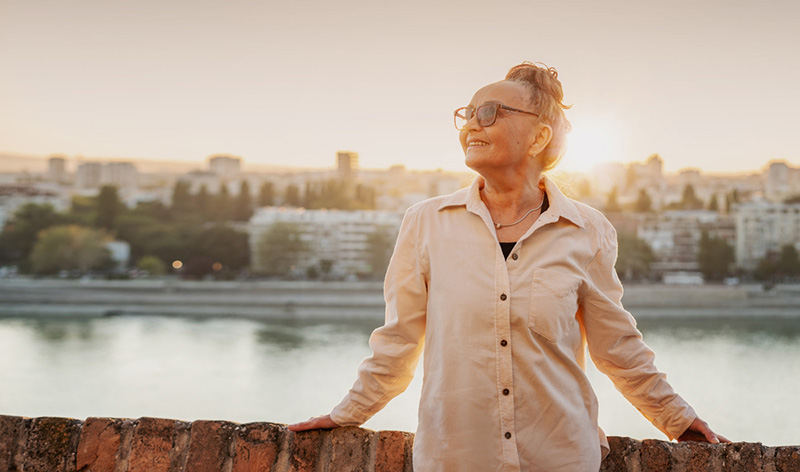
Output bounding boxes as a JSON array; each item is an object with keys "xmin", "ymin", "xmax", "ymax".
[
  {"xmin": 330, "ymin": 399, "xmax": 368, "ymax": 427},
  {"xmin": 657, "ymin": 396, "xmax": 698, "ymax": 440}
]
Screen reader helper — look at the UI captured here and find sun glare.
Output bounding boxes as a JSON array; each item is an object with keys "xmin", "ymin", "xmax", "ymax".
[{"xmin": 561, "ymin": 116, "xmax": 624, "ymax": 172}]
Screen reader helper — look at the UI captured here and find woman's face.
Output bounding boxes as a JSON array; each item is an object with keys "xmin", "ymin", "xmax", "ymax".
[{"xmin": 459, "ymin": 80, "xmax": 542, "ymax": 175}]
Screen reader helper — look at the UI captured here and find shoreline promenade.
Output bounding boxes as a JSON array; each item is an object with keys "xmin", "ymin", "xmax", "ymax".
[{"xmin": 2, "ymin": 279, "xmax": 800, "ymax": 321}]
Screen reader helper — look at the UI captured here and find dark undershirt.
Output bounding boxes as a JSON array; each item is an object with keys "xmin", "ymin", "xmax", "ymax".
[{"xmin": 499, "ymin": 191, "xmax": 549, "ymax": 260}]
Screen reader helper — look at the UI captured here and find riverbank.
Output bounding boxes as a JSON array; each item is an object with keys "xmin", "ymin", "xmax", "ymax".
[{"xmin": 1, "ymin": 278, "xmax": 799, "ymax": 320}]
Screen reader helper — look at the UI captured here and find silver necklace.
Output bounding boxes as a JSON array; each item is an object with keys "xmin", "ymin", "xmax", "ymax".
[{"xmin": 494, "ymin": 200, "xmax": 544, "ymax": 229}]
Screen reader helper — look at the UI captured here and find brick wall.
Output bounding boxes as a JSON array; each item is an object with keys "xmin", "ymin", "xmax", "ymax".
[{"xmin": 1, "ymin": 415, "xmax": 798, "ymax": 471}]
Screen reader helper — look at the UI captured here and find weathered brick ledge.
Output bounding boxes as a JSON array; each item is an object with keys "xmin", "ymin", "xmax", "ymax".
[{"xmin": 1, "ymin": 415, "xmax": 798, "ymax": 471}]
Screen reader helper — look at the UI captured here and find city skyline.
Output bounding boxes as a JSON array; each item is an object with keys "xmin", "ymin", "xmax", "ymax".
[{"xmin": 1, "ymin": 0, "xmax": 798, "ymax": 174}]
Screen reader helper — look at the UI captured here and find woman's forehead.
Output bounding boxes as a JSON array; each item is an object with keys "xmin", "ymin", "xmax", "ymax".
[{"xmin": 470, "ymin": 80, "xmax": 530, "ymax": 106}]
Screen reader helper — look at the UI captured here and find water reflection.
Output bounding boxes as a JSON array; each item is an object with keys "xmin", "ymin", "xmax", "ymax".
[{"xmin": 0, "ymin": 314, "xmax": 797, "ymax": 445}]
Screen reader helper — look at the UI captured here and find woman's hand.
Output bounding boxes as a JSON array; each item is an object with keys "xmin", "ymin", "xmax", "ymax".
[
  {"xmin": 678, "ymin": 417, "xmax": 730, "ymax": 444},
  {"xmin": 287, "ymin": 414, "xmax": 340, "ymax": 432}
]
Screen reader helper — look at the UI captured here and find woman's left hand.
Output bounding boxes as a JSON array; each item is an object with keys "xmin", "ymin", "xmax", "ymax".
[{"xmin": 678, "ymin": 417, "xmax": 730, "ymax": 444}]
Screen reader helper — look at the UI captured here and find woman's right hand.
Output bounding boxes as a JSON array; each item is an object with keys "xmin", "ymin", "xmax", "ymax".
[{"xmin": 287, "ymin": 414, "xmax": 340, "ymax": 432}]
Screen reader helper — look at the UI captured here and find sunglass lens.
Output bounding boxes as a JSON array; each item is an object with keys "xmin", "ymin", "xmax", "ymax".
[{"xmin": 477, "ymin": 104, "xmax": 497, "ymax": 127}]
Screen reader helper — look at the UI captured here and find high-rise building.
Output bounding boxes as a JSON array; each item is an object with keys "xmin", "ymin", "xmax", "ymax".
[
  {"xmin": 337, "ymin": 151, "xmax": 359, "ymax": 181},
  {"xmin": 47, "ymin": 156, "xmax": 67, "ymax": 183},
  {"xmin": 735, "ymin": 201, "xmax": 800, "ymax": 269},
  {"xmin": 208, "ymin": 155, "xmax": 242, "ymax": 178}
]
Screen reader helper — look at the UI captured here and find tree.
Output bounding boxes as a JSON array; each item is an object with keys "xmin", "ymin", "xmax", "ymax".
[
  {"xmin": 615, "ymin": 231, "xmax": 655, "ymax": 280},
  {"xmin": 366, "ymin": 228, "xmax": 394, "ymax": 277},
  {"xmin": 233, "ymin": 180, "xmax": 254, "ymax": 221},
  {"xmin": 30, "ymin": 225, "xmax": 112, "ymax": 275},
  {"xmin": 680, "ymin": 184, "xmax": 704, "ymax": 210},
  {"xmin": 195, "ymin": 185, "xmax": 210, "ymax": 220},
  {"xmin": 259, "ymin": 182, "xmax": 275, "ymax": 206},
  {"xmin": 777, "ymin": 244, "xmax": 800, "ymax": 278},
  {"xmin": 171, "ymin": 180, "xmax": 194, "ymax": 216},
  {"xmin": 707, "ymin": 193, "xmax": 719, "ymax": 212},
  {"xmin": 257, "ymin": 222, "xmax": 307, "ymax": 276},
  {"xmin": 697, "ymin": 231, "xmax": 734, "ymax": 281},
  {"xmin": 192, "ymin": 224, "xmax": 250, "ymax": 272},
  {"xmin": 634, "ymin": 189, "xmax": 652, "ymax": 213},
  {"xmin": 605, "ymin": 186, "xmax": 621, "ymax": 212},
  {"xmin": 95, "ymin": 185, "xmax": 123, "ymax": 231},
  {"xmin": 210, "ymin": 185, "xmax": 231, "ymax": 221},
  {"xmin": 285, "ymin": 184, "xmax": 301, "ymax": 207},
  {"xmin": 0, "ymin": 203, "xmax": 63, "ymax": 271},
  {"xmin": 136, "ymin": 255, "xmax": 167, "ymax": 276}
]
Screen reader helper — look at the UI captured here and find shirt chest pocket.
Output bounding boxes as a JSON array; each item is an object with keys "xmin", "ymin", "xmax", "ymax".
[{"xmin": 528, "ymin": 268, "xmax": 581, "ymax": 343}]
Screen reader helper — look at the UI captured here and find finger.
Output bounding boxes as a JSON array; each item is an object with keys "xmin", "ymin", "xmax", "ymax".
[{"xmin": 717, "ymin": 434, "xmax": 731, "ymax": 443}]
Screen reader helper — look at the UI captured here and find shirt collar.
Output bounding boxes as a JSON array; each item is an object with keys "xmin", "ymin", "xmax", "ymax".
[{"xmin": 437, "ymin": 174, "xmax": 585, "ymax": 229}]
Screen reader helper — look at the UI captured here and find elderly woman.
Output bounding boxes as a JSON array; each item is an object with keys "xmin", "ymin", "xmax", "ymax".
[{"xmin": 290, "ymin": 62, "xmax": 726, "ymax": 471}]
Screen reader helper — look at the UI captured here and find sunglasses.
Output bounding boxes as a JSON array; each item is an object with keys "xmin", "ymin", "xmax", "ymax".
[{"xmin": 454, "ymin": 103, "xmax": 540, "ymax": 130}]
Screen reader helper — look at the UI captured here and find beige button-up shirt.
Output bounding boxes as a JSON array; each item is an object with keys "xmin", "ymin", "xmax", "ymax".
[{"xmin": 331, "ymin": 176, "xmax": 697, "ymax": 471}]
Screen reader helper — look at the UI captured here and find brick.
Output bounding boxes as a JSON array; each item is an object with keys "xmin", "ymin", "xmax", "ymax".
[
  {"xmin": 184, "ymin": 420, "xmax": 236, "ymax": 472},
  {"xmin": 726, "ymin": 442, "xmax": 765, "ymax": 472},
  {"xmin": 232, "ymin": 422, "xmax": 284, "ymax": 472},
  {"xmin": 403, "ymin": 432, "xmax": 414, "ymax": 472},
  {"xmin": 330, "ymin": 427, "xmax": 374, "ymax": 472},
  {"xmin": 375, "ymin": 430, "xmax": 410, "ymax": 472},
  {"xmin": 76, "ymin": 418, "xmax": 124, "ymax": 472},
  {"xmin": 682, "ymin": 441, "xmax": 724, "ymax": 472},
  {"xmin": 774, "ymin": 446, "xmax": 800, "ymax": 472},
  {"xmin": 22, "ymin": 416, "xmax": 82, "ymax": 472},
  {"xmin": 601, "ymin": 436, "xmax": 642, "ymax": 472},
  {"xmin": 642, "ymin": 439, "xmax": 673, "ymax": 472},
  {"xmin": 127, "ymin": 417, "xmax": 177, "ymax": 472},
  {"xmin": 0, "ymin": 415, "xmax": 27, "ymax": 472},
  {"xmin": 289, "ymin": 429, "xmax": 327, "ymax": 472}
]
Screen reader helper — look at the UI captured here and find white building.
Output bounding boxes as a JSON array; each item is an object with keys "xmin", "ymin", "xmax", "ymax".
[
  {"xmin": 75, "ymin": 162, "xmax": 103, "ymax": 189},
  {"xmin": 735, "ymin": 200, "xmax": 800, "ymax": 269},
  {"xmin": 101, "ymin": 162, "xmax": 138, "ymax": 189},
  {"xmin": 248, "ymin": 207, "xmax": 402, "ymax": 277}
]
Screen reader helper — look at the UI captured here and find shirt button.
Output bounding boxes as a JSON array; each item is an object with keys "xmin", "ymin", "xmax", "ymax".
[
  {"xmin": 511, "ymin": 253, "xmax": 519, "ymax": 260},
  {"xmin": 505, "ymin": 432, "xmax": 512, "ymax": 439},
  {"xmin": 500, "ymin": 339, "xmax": 507, "ymax": 347},
  {"xmin": 500, "ymin": 293, "xmax": 507, "ymax": 301},
  {"xmin": 503, "ymin": 388, "xmax": 510, "ymax": 396}
]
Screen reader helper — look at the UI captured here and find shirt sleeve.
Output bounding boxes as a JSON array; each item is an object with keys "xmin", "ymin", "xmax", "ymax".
[
  {"xmin": 579, "ymin": 223, "xmax": 697, "ymax": 440},
  {"xmin": 330, "ymin": 206, "xmax": 428, "ymax": 426}
]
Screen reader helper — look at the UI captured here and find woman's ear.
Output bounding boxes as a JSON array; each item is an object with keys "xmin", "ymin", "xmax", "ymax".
[{"xmin": 529, "ymin": 124, "xmax": 553, "ymax": 157}]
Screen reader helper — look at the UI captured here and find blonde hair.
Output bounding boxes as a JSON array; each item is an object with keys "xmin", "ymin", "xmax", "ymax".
[{"xmin": 505, "ymin": 62, "xmax": 572, "ymax": 170}]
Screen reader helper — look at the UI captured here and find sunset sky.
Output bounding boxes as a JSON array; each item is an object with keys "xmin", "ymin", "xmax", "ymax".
[{"xmin": 1, "ymin": 0, "xmax": 797, "ymax": 173}]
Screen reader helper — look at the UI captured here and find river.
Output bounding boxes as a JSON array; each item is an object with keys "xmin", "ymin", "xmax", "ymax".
[{"xmin": 0, "ymin": 313, "xmax": 797, "ymax": 446}]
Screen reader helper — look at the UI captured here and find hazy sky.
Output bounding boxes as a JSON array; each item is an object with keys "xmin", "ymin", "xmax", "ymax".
[{"xmin": 1, "ymin": 0, "xmax": 798, "ymax": 173}]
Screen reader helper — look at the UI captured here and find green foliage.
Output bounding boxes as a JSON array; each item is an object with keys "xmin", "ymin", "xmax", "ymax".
[
  {"xmin": 366, "ymin": 228, "xmax": 394, "ymax": 277},
  {"xmin": 67, "ymin": 195, "xmax": 97, "ymax": 226},
  {"xmin": 679, "ymin": 184, "xmax": 704, "ymax": 210},
  {"xmin": 697, "ymin": 231, "xmax": 734, "ymax": 281},
  {"xmin": 707, "ymin": 193, "xmax": 719, "ymax": 212},
  {"xmin": 195, "ymin": 185, "xmax": 210, "ymax": 220},
  {"xmin": 210, "ymin": 185, "xmax": 231, "ymax": 221},
  {"xmin": 30, "ymin": 225, "xmax": 112, "ymax": 275},
  {"xmin": 257, "ymin": 222, "xmax": 308, "ymax": 276},
  {"xmin": 605, "ymin": 186, "xmax": 620, "ymax": 212},
  {"xmin": 95, "ymin": 185, "xmax": 123, "ymax": 230},
  {"xmin": 233, "ymin": 181, "xmax": 254, "ymax": 221},
  {"xmin": 259, "ymin": 182, "xmax": 275, "ymax": 206},
  {"xmin": 0, "ymin": 203, "xmax": 63, "ymax": 271},
  {"xmin": 634, "ymin": 189, "xmax": 652, "ymax": 213},
  {"xmin": 284, "ymin": 184, "xmax": 301, "ymax": 207},
  {"xmin": 136, "ymin": 255, "xmax": 167, "ymax": 276},
  {"xmin": 755, "ymin": 245, "xmax": 800, "ymax": 281},
  {"xmin": 171, "ymin": 181, "xmax": 194, "ymax": 216},
  {"xmin": 616, "ymin": 231, "xmax": 655, "ymax": 280}
]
